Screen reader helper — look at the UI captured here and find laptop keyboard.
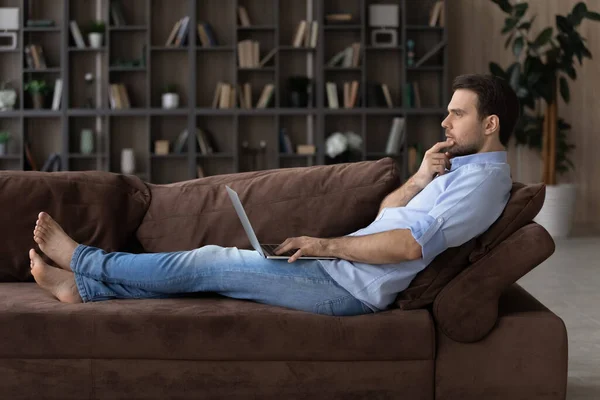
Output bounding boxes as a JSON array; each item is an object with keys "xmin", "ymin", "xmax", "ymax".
[{"xmin": 262, "ymin": 244, "xmax": 296, "ymax": 257}]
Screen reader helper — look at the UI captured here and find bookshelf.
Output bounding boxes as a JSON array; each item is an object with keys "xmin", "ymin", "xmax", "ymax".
[{"xmin": 0, "ymin": 0, "xmax": 448, "ymax": 183}]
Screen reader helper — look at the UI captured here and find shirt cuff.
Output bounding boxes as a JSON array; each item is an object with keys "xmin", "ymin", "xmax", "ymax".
[{"xmin": 408, "ymin": 214, "xmax": 447, "ymax": 261}]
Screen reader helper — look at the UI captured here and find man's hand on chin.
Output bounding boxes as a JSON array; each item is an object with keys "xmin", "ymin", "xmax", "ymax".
[{"xmin": 274, "ymin": 236, "xmax": 329, "ymax": 263}]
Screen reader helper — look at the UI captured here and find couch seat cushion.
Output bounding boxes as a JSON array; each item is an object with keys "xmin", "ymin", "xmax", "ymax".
[{"xmin": 0, "ymin": 283, "xmax": 434, "ymax": 362}]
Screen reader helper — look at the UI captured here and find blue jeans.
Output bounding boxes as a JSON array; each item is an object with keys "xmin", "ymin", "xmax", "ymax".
[{"xmin": 70, "ymin": 244, "xmax": 374, "ymax": 316}]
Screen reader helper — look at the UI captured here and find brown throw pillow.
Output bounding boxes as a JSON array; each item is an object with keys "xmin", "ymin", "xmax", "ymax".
[
  {"xmin": 395, "ymin": 182, "xmax": 546, "ymax": 310},
  {"xmin": 136, "ymin": 158, "xmax": 400, "ymax": 252},
  {"xmin": 0, "ymin": 171, "xmax": 150, "ymax": 282},
  {"xmin": 433, "ymin": 222, "xmax": 555, "ymax": 342}
]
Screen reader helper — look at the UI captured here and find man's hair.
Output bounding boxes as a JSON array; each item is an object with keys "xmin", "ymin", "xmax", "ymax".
[{"xmin": 452, "ymin": 74, "xmax": 520, "ymax": 146}]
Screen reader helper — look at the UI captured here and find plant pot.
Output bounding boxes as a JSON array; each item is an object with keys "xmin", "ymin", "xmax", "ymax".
[
  {"xmin": 0, "ymin": 89, "xmax": 17, "ymax": 110},
  {"xmin": 161, "ymin": 93, "xmax": 179, "ymax": 109},
  {"xmin": 32, "ymin": 92, "xmax": 44, "ymax": 109},
  {"xmin": 533, "ymin": 183, "xmax": 577, "ymax": 238},
  {"xmin": 88, "ymin": 33, "xmax": 103, "ymax": 48},
  {"xmin": 0, "ymin": 143, "xmax": 6, "ymax": 156}
]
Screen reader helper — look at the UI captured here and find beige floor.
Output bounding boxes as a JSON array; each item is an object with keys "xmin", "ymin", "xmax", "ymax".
[{"xmin": 517, "ymin": 237, "xmax": 600, "ymax": 400}]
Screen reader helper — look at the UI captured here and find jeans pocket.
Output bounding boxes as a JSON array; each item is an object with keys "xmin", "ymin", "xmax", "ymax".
[{"xmin": 314, "ymin": 295, "xmax": 369, "ymax": 316}]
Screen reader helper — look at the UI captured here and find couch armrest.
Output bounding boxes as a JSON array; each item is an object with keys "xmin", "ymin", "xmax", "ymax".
[{"xmin": 432, "ymin": 223, "xmax": 555, "ymax": 343}]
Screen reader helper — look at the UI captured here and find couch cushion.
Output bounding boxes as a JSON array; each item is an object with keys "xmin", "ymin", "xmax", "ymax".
[
  {"xmin": 136, "ymin": 158, "xmax": 400, "ymax": 252},
  {"xmin": 0, "ymin": 171, "xmax": 150, "ymax": 282},
  {"xmin": 395, "ymin": 182, "xmax": 546, "ymax": 310},
  {"xmin": 0, "ymin": 283, "xmax": 435, "ymax": 361}
]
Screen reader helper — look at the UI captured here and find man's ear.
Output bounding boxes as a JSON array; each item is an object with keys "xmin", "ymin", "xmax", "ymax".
[{"xmin": 484, "ymin": 114, "xmax": 499, "ymax": 136}]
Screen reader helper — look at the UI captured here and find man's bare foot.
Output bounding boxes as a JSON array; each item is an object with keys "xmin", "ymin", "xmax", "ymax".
[
  {"xmin": 30, "ymin": 249, "xmax": 82, "ymax": 304},
  {"xmin": 33, "ymin": 212, "xmax": 78, "ymax": 272}
]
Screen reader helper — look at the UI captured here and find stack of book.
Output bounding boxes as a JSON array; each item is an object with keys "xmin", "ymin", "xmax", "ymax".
[
  {"xmin": 326, "ymin": 81, "xmax": 360, "ymax": 109},
  {"xmin": 165, "ymin": 16, "xmax": 190, "ymax": 47},
  {"xmin": 238, "ymin": 83, "xmax": 253, "ymax": 109},
  {"xmin": 292, "ymin": 20, "xmax": 318, "ymax": 48},
  {"xmin": 237, "ymin": 40, "xmax": 277, "ymax": 68},
  {"xmin": 197, "ymin": 21, "xmax": 218, "ymax": 47},
  {"xmin": 212, "ymin": 82, "xmax": 236, "ymax": 109},
  {"xmin": 327, "ymin": 43, "xmax": 361, "ymax": 67},
  {"xmin": 109, "ymin": 84, "xmax": 131, "ymax": 109},
  {"xmin": 24, "ymin": 45, "xmax": 47, "ymax": 69}
]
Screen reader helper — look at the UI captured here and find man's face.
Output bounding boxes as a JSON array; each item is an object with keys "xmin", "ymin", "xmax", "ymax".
[{"xmin": 440, "ymin": 89, "xmax": 486, "ymax": 157}]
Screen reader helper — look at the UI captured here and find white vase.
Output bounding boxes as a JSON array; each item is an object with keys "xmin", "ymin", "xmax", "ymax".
[
  {"xmin": 88, "ymin": 33, "xmax": 103, "ymax": 48},
  {"xmin": 534, "ymin": 184, "xmax": 577, "ymax": 238},
  {"xmin": 161, "ymin": 93, "xmax": 179, "ymax": 109},
  {"xmin": 120, "ymin": 148, "xmax": 135, "ymax": 174},
  {"xmin": 0, "ymin": 89, "xmax": 17, "ymax": 110}
]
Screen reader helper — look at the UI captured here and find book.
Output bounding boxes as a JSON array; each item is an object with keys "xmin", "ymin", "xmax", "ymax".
[
  {"xmin": 381, "ymin": 84, "xmax": 393, "ymax": 108},
  {"xmin": 385, "ymin": 117, "xmax": 406, "ymax": 155},
  {"xmin": 326, "ymin": 82, "xmax": 339, "ymax": 109},
  {"xmin": 174, "ymin": 16, "xmax": 190, "ymax": 47},
  {"xmin": 238, "ymin": 6, "xmax": 251, "ymax": 27},
  {"xmin": 414, "ymin": 40, "xmax": 446, "ymax": 67},
  {"xmin": 259, "ymin": 48, "xmax": 276, "ymax": 67},
  {"xmin": 212, "ymin": 82, "xmax": 223, "ymax": 108},
  {"xmin": 165, "ymin": 18, "xmax": 182, "ymax": 46},
  {"xmin": 292, "ymin": 20, "xmax": 307, "ymax": 47},
  {"xmin": 256, "ymin": 84, "xmax": 274, "ymax": 108},
  {"xmin": 110, "ymin": 0, "xmax": 127, "ymax": 26},
  {"xmin": 325, "ymin": 13, "xmax": 353, "ymax": 23},
  {"xmin": 429, "ymin": 1, "xmax": 444, "ymax": 27},
  {"xmin": 69, "ymin": 21, "xmax": 86, "ymax": 48},
  {"xmin": 309, "ymin": 21, "xmax": 319, "ymax": 48},
  {"xmin": 51, "ymin": 78, "xmax": 62, "ymax": 110}
]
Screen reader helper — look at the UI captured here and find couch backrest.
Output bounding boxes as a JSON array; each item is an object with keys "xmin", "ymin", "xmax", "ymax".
[
  {"xmin": 136, "ymin": 158, "xmax": 401, "ymax": 252},
  {"xmin": 395, "ymin": 182, "xmax": 547, "ymax": 310},
  {"xmin": 0, "ymin": 171, "xmax": 150, "ymax": 282}
]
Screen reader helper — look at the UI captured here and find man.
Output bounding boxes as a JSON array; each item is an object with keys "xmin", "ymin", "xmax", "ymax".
[{"xmin": 29, "ymin": 74, "xmax": 517, "ymax": 317}]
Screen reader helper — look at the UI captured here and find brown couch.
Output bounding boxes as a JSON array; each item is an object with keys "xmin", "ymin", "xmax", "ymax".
[{"xmin": 0, "ymin": 158, "xmax": 567, "ymax": 400}]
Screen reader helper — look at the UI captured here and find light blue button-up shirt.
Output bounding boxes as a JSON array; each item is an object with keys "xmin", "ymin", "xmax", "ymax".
[{"xmin": 318, "ymin": 151, "xmax": 513, "ymax": 312}]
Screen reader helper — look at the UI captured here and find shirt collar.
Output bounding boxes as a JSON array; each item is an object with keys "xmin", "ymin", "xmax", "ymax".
[{"xmin": 450, "ymin": 151, "xmax": 507, "ymax": 171}]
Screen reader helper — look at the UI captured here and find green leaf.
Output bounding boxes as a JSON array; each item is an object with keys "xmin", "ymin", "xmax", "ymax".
[
  {"xmin": 509, "ymin": 63, "xmax": 521, "ymax": 89},
  {"xmin": 504, "ymin": 31, "xmax": 515, "ymax": 49},
  {"xmin": 556, "ymin": 15, "xmax": 572, "ymax": 33},
  {"xmin": 502, "ymin": 17, "xmax": 519, "ymax": 34},
  {"xmin": 559, "ymin": 76, "xmax": 570, "ymax": 103},
  {"xmin": 489, "ymin": 62, "xmax": 507, "ymax": 79},
  {"xmin": 491, "ymin": 0, "xmax": 513, "ymax": 14},
  {"xmin": 586, "ymin": 11, "xmax": 600, "ymax": 21},
  {"xmin": 533, "ymin": 27, "xmax": 553, "ymax": 48},
  {"xmin": 513, "ymin": 36, "xmax": 524, "ymax": 57},
  {"xmin": 518, "ymin": 21, "xmax": 532, "ymax": 30},
  {"xmin": 563, "ymin": 63, "xmax": 577, "ymax": 79},
  {"xmin": 582, "ymin": 46, "xmax": 592, "ymax": 59},
  {"xmin": 571, "ymin": 1, "xmax": 587, "ymax": 26},
  {"xmin": 514, "ymin": 3, "xmax": 528, "ymax": 18}
]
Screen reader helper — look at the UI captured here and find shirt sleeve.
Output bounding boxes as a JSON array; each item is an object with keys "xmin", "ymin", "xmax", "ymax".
[{"xmin": 409, "ymin": 168, "xmax": 512, "ymax": 261}]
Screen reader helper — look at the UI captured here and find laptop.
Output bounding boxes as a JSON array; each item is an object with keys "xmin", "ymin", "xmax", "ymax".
[{"xmin": 225, "ymin": 185, "xmax": 337, "ymax": 260}]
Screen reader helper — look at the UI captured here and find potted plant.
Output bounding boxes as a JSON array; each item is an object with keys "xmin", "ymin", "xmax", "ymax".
[
  {"xmin": 0, "ymin": 131, "xmax": 10, "ymax": 156},
  {"xmin": 24, "ymin": 79, "xmax": 49, "ymax": 109},
  {"xmin": 489, "ymin": 0, "xmax": 600, "ymax": 237},
  {"xmin": 161, "ymin": 84, "xmax": 179, "ymax": 109},
  {"xmin": 0, "ymin": 80, "xmax": 17, "ymax": 111},
  {"xmin": 87, "ymin": 20, "xmax": 105, "ymax": 48}
]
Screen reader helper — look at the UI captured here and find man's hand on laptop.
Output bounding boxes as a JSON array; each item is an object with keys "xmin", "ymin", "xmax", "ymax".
[{"xmin": 274, "ymin": 236, "xmax": 328, "ymax": 263}]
